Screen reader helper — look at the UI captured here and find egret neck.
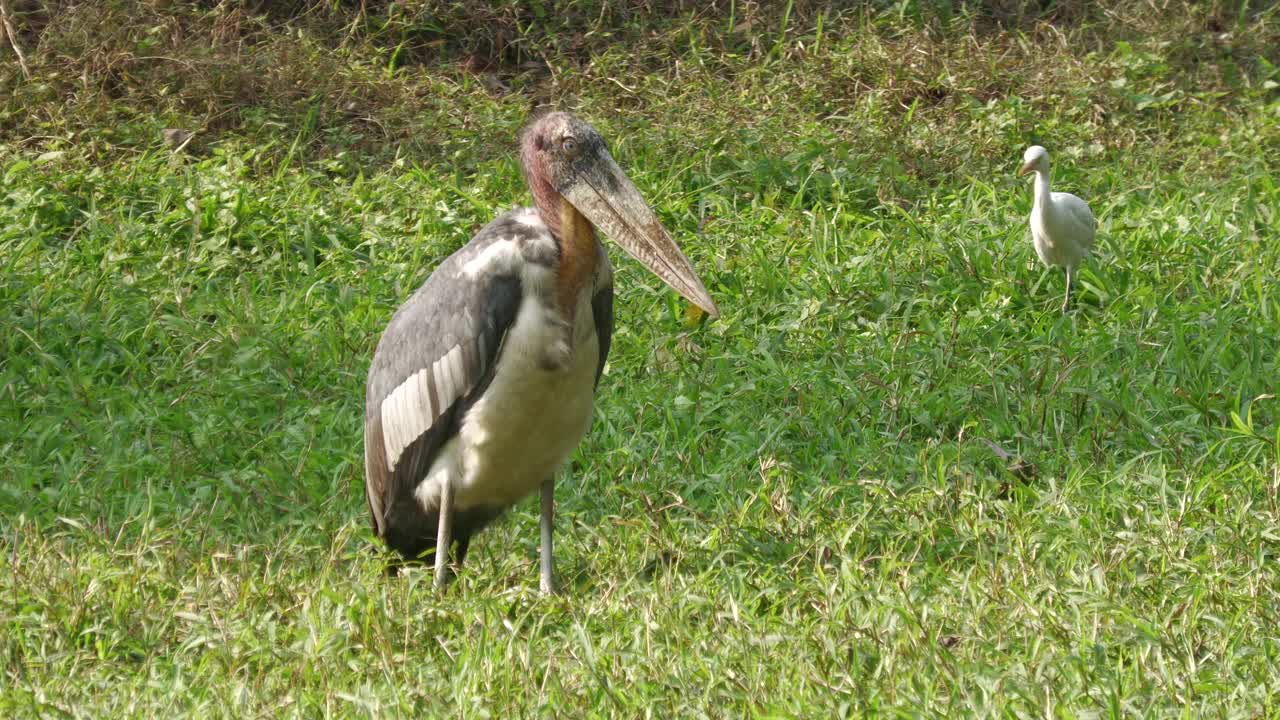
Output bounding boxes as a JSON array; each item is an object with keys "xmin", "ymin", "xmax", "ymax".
[{"xmin": 1032, "ymin": 168, "xmax": 1053, "ymax": 215}]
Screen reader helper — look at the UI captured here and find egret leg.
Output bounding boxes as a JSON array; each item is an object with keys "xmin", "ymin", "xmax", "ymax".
[
  {"xmin": 434, "ymin": 480, "xmax": 454, "ymax": 591},
  {"xmin": 540, "ymin": 478, "xmax": 556, "ymax": 595},
  {"xmin": 1062, "ymin": 266, "xmax": 1074, "ymax": 313}
]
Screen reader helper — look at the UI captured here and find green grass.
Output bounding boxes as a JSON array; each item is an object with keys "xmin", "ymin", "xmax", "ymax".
[{"xmin": 3, "ymin": 1, "xmax": 1280, "ymax": 716}]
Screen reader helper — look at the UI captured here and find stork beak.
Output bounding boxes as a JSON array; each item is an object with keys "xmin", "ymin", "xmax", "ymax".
[
  {"xmin": 1017, "ymin": 162, "xmax": 1034, "ymax": 177},
  {"xmin": 560, "ymin": 154, "xmax": 719, "ymax": 317}
]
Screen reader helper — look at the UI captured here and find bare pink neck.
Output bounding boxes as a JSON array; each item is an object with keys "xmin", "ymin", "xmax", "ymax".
[
  {"xmin": 556, "ymin": 199, "xmax": 598, "ymax": 312},
  {"xmin": 521, "ymin": 138, "xmax": 565, "ymax": 238}
]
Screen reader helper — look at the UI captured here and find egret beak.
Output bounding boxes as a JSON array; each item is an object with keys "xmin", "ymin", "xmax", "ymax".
[
  {"xmin": 559, "ymin": 153, "xmax": 719, "ymax": 317},
  {"xmin": 1017, "ymin": 162, "xmax": 1035, "ymax": 177}
]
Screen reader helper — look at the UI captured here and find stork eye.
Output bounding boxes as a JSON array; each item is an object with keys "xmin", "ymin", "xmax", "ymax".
[{"xmin": 561, "ymin": 137, "xmax": 578, "ymax": 155}]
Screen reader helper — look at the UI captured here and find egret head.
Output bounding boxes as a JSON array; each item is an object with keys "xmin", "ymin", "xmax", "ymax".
[
  {"xmin": 1018, "ymin": 146, "xmax": 1050, "ymax": 177},
  {"xmin": 520, "ymin": 112, "xmax": 718, "ymax": 316}
]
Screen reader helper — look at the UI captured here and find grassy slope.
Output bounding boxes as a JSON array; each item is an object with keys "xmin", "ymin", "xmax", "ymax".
[{"xmin": 2, "ymin": 1, "xmax": 1279, "ymax": 716}]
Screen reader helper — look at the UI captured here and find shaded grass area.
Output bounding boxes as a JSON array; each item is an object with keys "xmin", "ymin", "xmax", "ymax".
[
  {"xmin": 2, "ymin": 0, "xmax": 1280, "ymax": 715},
  {"xmin": 3, "ymin": 1, "xmax": 1277, "ymax": 170}
]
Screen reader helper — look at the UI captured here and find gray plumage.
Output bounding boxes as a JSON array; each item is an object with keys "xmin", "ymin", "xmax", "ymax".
[
  {"xmin": 362, "ymin": 112, "xmax": 716, "ymax": 592},
  {"xmin": 363, "ymin": 208, "xmax": 612, "ymax": 565}
]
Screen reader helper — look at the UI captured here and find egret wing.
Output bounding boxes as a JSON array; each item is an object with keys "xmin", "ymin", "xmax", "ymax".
[{"xmin": 1055, "ymin": 192, "xmax": 1098, "ymax": 251}]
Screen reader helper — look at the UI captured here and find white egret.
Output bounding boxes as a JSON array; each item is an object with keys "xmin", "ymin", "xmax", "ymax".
[{"xmin": 1018, "ymin": 145, "xmax": 1096, "ymax": 312}]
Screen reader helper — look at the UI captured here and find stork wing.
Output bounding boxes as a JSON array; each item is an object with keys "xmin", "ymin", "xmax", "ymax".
[
  {"xmin": 363, "ymin": 221, "xmax": 527, "ymax": 545},
  {"xmin": 590, "ymin": 285, "xmax": 613, "ymax": 387}
]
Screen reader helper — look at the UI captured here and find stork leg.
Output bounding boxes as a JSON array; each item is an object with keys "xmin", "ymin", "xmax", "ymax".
[
  {"xmin": 1062, "ymin": 266, "xmax": 1074, "ymax": 313},
  {"xmin": 434, "ymin": 480, "xmax": 454, "ymax": 591},
  {"xmin": 539, "ymin": 478, "xmax": 556, "ymax": 595}
]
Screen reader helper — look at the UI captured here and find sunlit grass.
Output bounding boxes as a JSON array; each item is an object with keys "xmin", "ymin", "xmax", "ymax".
[{"xmin": 2, "ymin": 1, "xmax": 1279, "ymax": 715}]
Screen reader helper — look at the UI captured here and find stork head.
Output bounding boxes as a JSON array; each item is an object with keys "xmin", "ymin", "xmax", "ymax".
[
  {"xmin": 1018, "ymin": 145, "xmax": 1050, "ymax": 177},
  {"xmin": 520, "ymin": 112, "xmax": 718, "ymax": 317}
]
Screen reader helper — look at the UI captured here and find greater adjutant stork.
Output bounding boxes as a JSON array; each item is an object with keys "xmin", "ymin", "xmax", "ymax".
[{"xmin": 363, "ymin": 112, "xmax": 718, "ymax": 592}]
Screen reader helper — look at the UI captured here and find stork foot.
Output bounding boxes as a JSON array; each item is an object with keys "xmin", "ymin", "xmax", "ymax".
[
  {"xmin": 540, "ymin": 478, "xmax": 556, "ymax": 595},
  {"xmin": 434, "ymin": 480, "xmax": 455, "ymax": 591}
]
